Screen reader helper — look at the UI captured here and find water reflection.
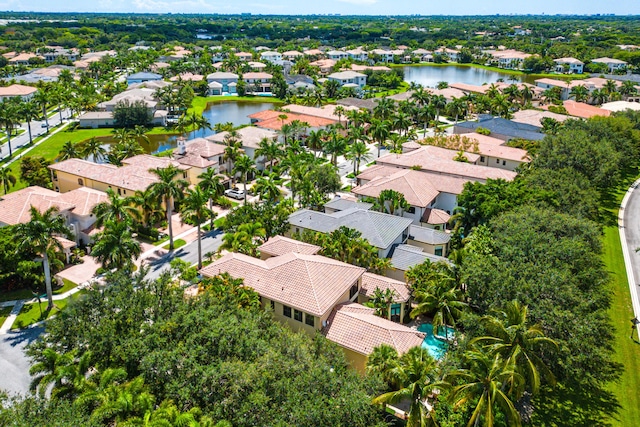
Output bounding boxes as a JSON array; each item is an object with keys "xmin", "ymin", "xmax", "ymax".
[
  {"xmin": 402, "ymin": 65, "xmax": 536, "ymax": 88},
  {"xmin": 99, "ymin": 100, "xmax": 275, "ymax": 154}
]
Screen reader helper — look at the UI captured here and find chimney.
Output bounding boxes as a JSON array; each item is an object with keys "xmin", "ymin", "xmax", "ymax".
[{"xmin": 176, "ymin": 137, "xmax": 186, "ymax": 155}]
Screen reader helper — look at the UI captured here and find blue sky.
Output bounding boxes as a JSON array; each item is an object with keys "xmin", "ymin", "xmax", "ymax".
[{"xmin": 0, "ymin": 0, "xmax": 638, "ymax": 15}]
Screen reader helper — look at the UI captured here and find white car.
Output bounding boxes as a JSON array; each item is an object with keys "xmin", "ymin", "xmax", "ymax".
[{"xmin": 224, "ymin": 188, "xmax": 245, "ymax": 200}]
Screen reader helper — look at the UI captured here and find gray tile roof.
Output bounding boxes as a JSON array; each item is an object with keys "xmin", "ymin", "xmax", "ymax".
[
  {"xmin": 390, "ymin": 244, "xmax": 451, "ymax": 271},
  {"xmin": 455, "ymin": 115, "xmax": 544, "ymax": 141},
  {"xmin": 408, "ymin": 225, "xmax": 451, "ymax": 245},
  {"xmin": 289, "ymin": 208, "xmax": 412, "ymax": 250},
  {"xmin": 127, "ymin": 72, "xmax": 162, "ymax": 80},
  {"xmin": 324, "ymin": 197, "xmax": 373, "ymax": 212}
]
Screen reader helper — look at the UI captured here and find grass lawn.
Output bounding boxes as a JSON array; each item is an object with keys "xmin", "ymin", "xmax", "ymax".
[
  {"xmin": 11, "ymin": 291, "xmax": 85, "ymax": 330},
  {"xmin": 188, "ymin": 95, "xmax": 283, "ymax": 116},
  {"xmin": 214, "ymin": 217, "xmax": 226, "ymax": 228},
  {"xmin": 53, "ymin": 279, "xmax": 77, "ymax": 295},
  {"xmin": 173, "ymin": 239, "xmax": 186, "ymax": 249},
  {"xmin": 0, "ymin": 288, "xmax": 37, "ymax": 303},
  {"xmin": 0, "ymin": 307, "xmax": 13, "ymax": 326}
]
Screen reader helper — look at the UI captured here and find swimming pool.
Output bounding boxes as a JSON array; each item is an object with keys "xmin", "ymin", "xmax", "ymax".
[{"xmin": 418, "ymin": 323, "xmax": 454, "ymax": 360}]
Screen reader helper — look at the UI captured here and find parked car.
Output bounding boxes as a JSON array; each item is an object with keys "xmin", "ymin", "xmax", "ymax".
[
  {"xmin": 224, "ymin": 188, "xmax": 245, "ymax": 200},
  {"xmin": 41, "ymin": 123, "xmax": 48, "ymax": 128}
]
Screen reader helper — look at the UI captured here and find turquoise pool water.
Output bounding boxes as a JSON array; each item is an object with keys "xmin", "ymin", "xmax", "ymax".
[{"xmin": 418, "ymin": 323, "xmax": 454, "ymax": 359}]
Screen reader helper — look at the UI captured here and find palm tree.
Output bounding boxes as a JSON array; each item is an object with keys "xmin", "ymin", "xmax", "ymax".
[
  {"xmin": 591, "ymin": 88, "xmax": 608, "ymax": 105},
  {"xmin": 91, "ymin": 220, "xmax": 142, "ymax": 271},
  {"xmin": 130, "ymin": 188, "xmax": 163, "ymax": 228},
  {"xmin": 373, "ymin": 347, "xmax": 441, "ymax": 427},
  {"xmin": 148, "ymin": 165, "xmax": 189, "ymax": 250},
  {"xmin": 306, "ymin": 129, "xmax": 325, "ymax": 158},
  {"xmin": 471, "ymin": 300, "xmax": 557, "ymax": 395},
  {"xmin": 603, "ymin": 79, "xmax": 618, "ymax": 100},
  {"xmin": 29, "ymin": 348, "xmax": 76, "ymax": 398},
  {"xmin": 373, "ymin": 189, "xmax": 409, "ymax": 216},
  {"xmin": 374, "ymin": 97, "xmax": 395, "ymax": 120},
  {"xmin": 56, "ymin": 141, "xmax": 82, "ymax": 161},
  {"xmin": 0, "ymin": 167, "xmax": 17, "ymax": 194},
  {"xmin": 369, "ymin": 118, "xmax": 391, "ymax": 157},
  {"xmin": 197, "ymin": 168, "xmax": 225, "ymax": 223},
  {"xmin": 323, "ymin": 127, "xmax": 348, "ymax": 166},
  {"xmin": 91, "ymin": 187, "xmax": 140, "ymax": 227},
  {"xmin": 569, "ymin": 85, "xmax": 589, "ymax": 103},
  {"xmin": 0, "ymin": 98, "xmax": 21, "ymax": 158},
  {"xmin": 446, "ymin": 349, "xmax": 523, "ymax": 427},
  {"xmin": 78, "ymin": 137, "xmax": 107, "ymax": 163},
  {"xmin": 220, "ymin": 222, "xmax": 266, "ymax": 256},
  {"xmin": 20, "ymin": 99, "xmax": 41, "ymax": 146},
  {"xmin": 16, "ymin": 206, "xmax": 72, "ymax": 309},
  {"xmin": 367, "ymin": 344, "xmax": 400, "ymax": 387},
  {"xmin": 181, "ymin": 187, "xmax": 214, "ymax": 269},
  {"xmin": 33, "ymin": 85, "xmax": 51, "ymax": 133},
  {"xmin": 232, "ymin": 154, "xmax": 256, "ymax": 204},
  {"xmin": 345, "ymin": 140, "xmax": 373, "ymax": 175},
  {"xmin": 253, "ymin": 173, "xmax": 283, "ymax": 203},
  {"xmin": 254, "ymin": 137, "xmax": 283, "ymax": 172},
  {"xmin": 392, "ymin": 111, "xmax": 412, "ymax": 137},
  {"xmin": 430, "ymin": 94, "xmax": 448, "ymax": 125},
  {"xmin": 411, "ymin": 281, "xmax": 468, "ymax": 340}
]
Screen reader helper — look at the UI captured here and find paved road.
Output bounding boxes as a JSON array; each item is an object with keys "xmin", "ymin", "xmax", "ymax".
[
  {"xmin": 0, "ymin": 326, "xmax": 44, "ymax": 395},
  {"xmin": 0, "ymin": 109, "xmax": 70, "ymax": 160},
  {"xmin": 622, "ymin": 180, "xmax": 640, "ymax": 330},
  {"xmin": 144, "ymin": 229, "xmax": 225, "ymax": 281}
]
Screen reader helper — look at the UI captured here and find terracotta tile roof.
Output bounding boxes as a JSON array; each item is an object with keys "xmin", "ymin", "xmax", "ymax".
[
  {"xmin": 200, "ymin": 252, "xmax": 365, "ymax": 317},
  {"xmin": 50, "ymin": 155, "xmax": 189, "ymax": 192},
  {"xmin": 354, "ymin": 166, "xmax": 469, "ymax": 207},
  {"xmin": 511, "ymin": 110, "xmax": 570, "ymax": 127},
  {"xmin": 0, "ymin": 84, "xmax": 37, "ymax": 97},
  {"xmin": 0, "ymin": 187, "xmax": 74, "ymax": 226},
  {"xmin": 248, "ymin": 110, "xmax": 336, "ymax": 131},
  {"xmin": 258, "ymin": 235, "xmax": 321, "ymax": 257},
  {"xmin": 282, "ymin": 104, "xmax": 358, "ymax": 121},
  {"xmin": 243, "ymin": 72, "xmax": 272, "ymax": 79},
  {"xmin": 421, "ymin": 208, "xmax": 451, "ymax": 225},
  {"xmin": 324, "ymin": 302, "xmax": 425, "ymax": 356},
  {"xmin": 376, "ymin": 148, "xmax": 517, "ymax": 181},
  {"xmin": 55, "ymin": 236, "xmax": 76, "ymax": 249},
  {"xmin": 207, "ymin": 126, "xmax": 278, "ymax": 149},
  {"xmin": 360, "ymin": 273, "xmax": 410, "ymax": 302},
  {"xmin": 440, "ymin": 135, "xmax": 529, "ymax": 162},
  {"xmin": 561, "ymin": 100, "xmax": 611, "ymax": 119},
  {"xmin": 169, "ymin": 72, "xmax": 204, "ymax": 82},
  {"xmin": 56, "ymin": 187, "xmax": 109, "ymax": 216},
  {"xmin": 172, "ymin": 137, "xmax": 225, "ymax": 168}
]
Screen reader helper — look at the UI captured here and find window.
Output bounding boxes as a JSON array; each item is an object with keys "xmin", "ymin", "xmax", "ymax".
[
  {"xmin": 305, "ymin": 313, "xmax": 315, "ymax": 327},
  {"xmin": 283, "ymin": 305, "xmax": 291, "ymax": 318},
  {"xmin": 294, "ymin": 309, "xmax": 303, "ymax": 322},
  {"xmin": 407, "ymin": 207, "xmax": 416, "ymax": 214},
  {"xmin": 434, "ymin": 225, "xmax": 440, "ymax": 231},
  {"xmin": 503, "ymin": 160, "xmax": 506, "ymax": 166},
  {"xmin": 480, "ymin": 156, "xmax": 485, "ymax": 162},
  {"xmin": 270, "ymin": 300, "xmax": 275, "ymax": 310},
  {"xmin": 390, "ymin": 304, "xmax": 401, "ymax": 322},
  {"xmin": 496, "ymin": 158, "xmax": 500, "ymax": 164},
  {"xmin": 349, "ymin": 283, "xmax": 358, "ymax": 299},
  {"xmin": 182, "ymin": 172, "xmax": 188, "ymax": 179},
  {"xmin": 52, "ymin": 171, "xmax": 57, "ymax": 180},
  {"xmin": 435, "ymin": 247, "xmax": 443, "ymax": 256},
  {"xmin": 77, "ymin": 178, "xmax": 83, "ymax": 185},
  {"xmin": 117, "ymin": 188, "xmax": 122, "ymax": 195}
]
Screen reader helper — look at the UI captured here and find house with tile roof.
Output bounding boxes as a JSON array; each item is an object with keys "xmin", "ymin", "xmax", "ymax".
[
  {"xmin": 206, "ymin": 126, "xmax": 278, "ymax": 171},
  {"xmin": 288, "ymin": 208, "xmax": 412, "ymax": 258},
  {"xmin": 243, "ymin": 72, "xmax": 273, "ymax": 93},
  {"xmin": 561, "ymin": 100, "xmax": 611, "ymax": 119},
  {"xmin": 327, "ymin": 71, "xmax": 367, "ymax": 89},
  {"xmin": 554, "ymin": 57, "xmax": 584, "ymax": 74},
  {"xmin": 0, "ymin": 84, "xmax": 37, "ymax": 101},
  {"xmin": 248, "ymin": 109, "xmax": 336, "ymax": 132},
  {"xmin": 453, "ymin": 115, "xmax": 544, "ymax": 142},
  {"xmin": 591, "ymin": 57, "xmax": 628, "ymax": 73},
  {"xmin": 171, "ymin": 137, "xmax": 228, "ymax": 179},
  {"xmin": 200, "ymin": 241, "xmax": 423, "ymax": 372},
  {"xmin": 387, "ymin": 244, "xmax": 451, "ymax": 282}
]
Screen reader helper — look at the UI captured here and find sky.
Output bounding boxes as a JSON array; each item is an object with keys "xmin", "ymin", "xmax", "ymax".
[{"xmin": 0, "ymin": 0, "xmax": 638, "ymax": 16}]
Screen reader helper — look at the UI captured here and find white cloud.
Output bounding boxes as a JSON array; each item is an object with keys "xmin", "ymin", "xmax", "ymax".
[{"xmin": 131, "ymin": 0, "xmax": 228, "ymax": 12}]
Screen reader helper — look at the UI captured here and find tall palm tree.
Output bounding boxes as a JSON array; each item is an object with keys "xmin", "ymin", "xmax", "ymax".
[
  {"xmin": 181, "ymin": 187, "xmax": 214, "ymax": 269},
  {"xmin": 0, "ymin": 167, "xmax": 17, "ymax": 194},
  {"xmin": 367, "ymin": 344, "xmax": 400, "ymax": 387},
  {"xmin": 345, "ymin": 140, "xmax": 373, "ymax": 176},
  {"xmin": 33, "ymin": 85, "xmax": 51, "ymax": 133},
  {"xmin": 79, "ymin": 137, "xmax": 107, "ymax": 163},
  {"xmin": 411, "ymin": 281, "xmax": 468, "ymax": 340},
  {"xmin": 220, "ymin": 222, "xmax": 266, "ymax": 256},
  {"xmin": 148, "ymin": 166, "xmax": 189, "ymax": 250},
  {"xmin": 232, "ymin": 154, "xmax": 256, "ymax": 204},
  {"xmin": 0, "ymin": 98, "xmax": 21, "ymax": 158},
  {"xmin": 569, "ymin": 85, "xmax": 589, "ymax": 103},
  {"xmin": 590, "ymin": 88, "xmax": 608, "ymax": 105},
  {"xmin": 373, "ymin": 347, "xmax": 441, "ymax": 427},
  {"xmin": 16, "ymin": 206, "xmax": 72, "ymax": 309},
  {"xmin": 471, "ymin": 300, "xmax": 557, "ymax": 395},
  {"xmin": 197, "ymin": 168, "xmax": 225, "ymax": 223},
  {"xmin": 392, "ymin": 111, "xmax": 412, "ymax": 137},
  {"xmin": 130, "ymin": 187, "xmax": 163, "ymax": 228},
  {"xmin": 91, "ymin": 220, "xmax": 142, "ymax": 271},
  {"xmin": 430, "ymin": 95, "xmax": 448, "ymax": 125},
  {"xmin": 91, "ymin": 187, "xmax": 140, "ymax": 227},
  {"xmin": 253, "ymin": 173, "xmax": 283, "ymax": 203},
  {"xmin": 254, "ymin": 136, "xmax": 283, "ymax": 172},
  {"xmin": 20, "ymin": 99, "xmax": 41, "ymax": 146},
  {"xmin": 56, "ymin": 141, "xmax": 82, "ymax": 161},
  {"xmin": 323, "ymin": 128, "xmax": 348, "ymax": 166},
  {"xmin": 446, "ymin": 349, "xmax": 523, "ymax": 427},
  {"xmin": 369, "ymin": 118, "xmax": 391, "ymax": 157}
]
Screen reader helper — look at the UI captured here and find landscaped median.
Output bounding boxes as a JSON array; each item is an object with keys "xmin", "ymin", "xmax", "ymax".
[{"xmin": 10, "ymin": 291, "xmax": 85, "ymax": 330}]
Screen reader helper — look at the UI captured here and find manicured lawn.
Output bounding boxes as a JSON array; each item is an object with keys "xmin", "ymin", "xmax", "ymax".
[
  {"xmin": 187, "ymin": 95, "xmax": 283, "ymax": 116},
  {"xmin": 0, "ymin": 307, "xmax": 13, "ymax": 326},
  {"xmin": 0, "ymin": 288, "xmax": 36, "ymax": 303},
  {"xmin": 173, "ymin": 239, "xmax": 186, "ymax": 249},
  {"xmin": 214, "ymin": 217, "xmax": 226, "ymax": 228},
  {"xmin": 11, "ymin": 291, "xmax": 85, "ymax": 330},
  {"xmin": 53, "ymin": 279, "xmax": 78, "ymax": 295}
]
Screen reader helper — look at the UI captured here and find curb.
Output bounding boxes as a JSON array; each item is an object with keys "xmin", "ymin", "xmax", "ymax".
[{"xmin": 618, "ymin": 178, "xmax": 640, "ymax": 336}]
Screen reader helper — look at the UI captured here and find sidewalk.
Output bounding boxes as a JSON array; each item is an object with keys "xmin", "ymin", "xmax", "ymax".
[{"xmin": 1, "ymin": 119, "xmax": 71, "ymax": 169}]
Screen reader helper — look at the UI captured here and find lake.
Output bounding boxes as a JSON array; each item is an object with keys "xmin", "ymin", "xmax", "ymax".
[
  {"xmin": 401, "ymin": 65, "xmax": 536, "ymax": 88},
  {"xmin": 100, "ymin": 100, "xmax": 276, "ymax": 154}
]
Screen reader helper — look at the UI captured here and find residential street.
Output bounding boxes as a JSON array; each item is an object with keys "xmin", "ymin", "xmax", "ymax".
[
  {"xmin": 0, "ymin": 326, "xmax": 44, "ymax": 395},
  {"xmin": 143, "ymin": 229, "xmax": 225, "ymax": 281},
  {"xmin": 620, "ymin": 179, "xmax": 640, "ymax": 334},
  {"xmin": 0, "ymin": 109, "xmax": 71, "ymax": 161}
]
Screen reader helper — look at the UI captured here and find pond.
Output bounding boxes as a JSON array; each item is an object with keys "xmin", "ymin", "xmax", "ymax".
[
  {"xmin": 99, "ymin": 100, "xmax": 276, "ymax": 154},
  {"xmin": 401, "ymin": 64, "xmax": 536, "ymax": 88}
]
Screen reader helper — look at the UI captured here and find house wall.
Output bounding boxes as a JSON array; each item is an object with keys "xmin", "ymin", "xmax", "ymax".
[
  {"xmin": 385, "ymin": 267, "xmax": 407, "ymax": 282},
  {"xmin": 357, "ymin": 294, "xmax": 407, "ymax": 324},
  {"xmin": 406, "ymin": 239, "xmax": 447, "ymax": 257},
  {"xmin": 475, "ymin": 156, "xmax": 522, "ymax": 171},
  {"xmin": 78, "ymin": 117, "xmax": 115, "ymax": 128},
  {"xmin": 431, "ymin": 192, "xmax": 457, "ymax": 215},
  {"xmin": 341, "ymin": 347, "xmax": 368, "ymax": 374},
  {"xmin": 401, "ymin": 205, "xmax": 426, "ymax": 225}
]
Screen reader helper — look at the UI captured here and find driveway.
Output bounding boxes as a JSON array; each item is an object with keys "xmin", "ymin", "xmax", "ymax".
[{"xmin": 0, "ymin": 326, "xmax": 44, "ymax": 396}]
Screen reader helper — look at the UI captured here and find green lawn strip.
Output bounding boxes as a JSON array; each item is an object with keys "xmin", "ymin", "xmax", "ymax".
[
  {"xmin": 173, "ymin": 239, "xmax": 186, "ymax": 249},
  {"xmin": 187, "ymin": 95, "xmax": 283, "ymax": 116},
  {"xmin": 213, "ymin": 217, "xmax": 225, "ymax": 228},
  {"xmin": 0, "ymin": 306, "xmax": 14, "ymax": 325},
  {"xmin": 53, "ymin": 279, "xmax": 78, "ymax": 295},
  {"xmin": 11, "ymin": 291, "xmax": 85, "ymax": 330},
  {"xmin": 602, "ymin": 226, "xmax": 640, "ymax": 426},
  {"xmin": 0, "ymin": 288, "xmax": 36, "ymax": 303}
]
